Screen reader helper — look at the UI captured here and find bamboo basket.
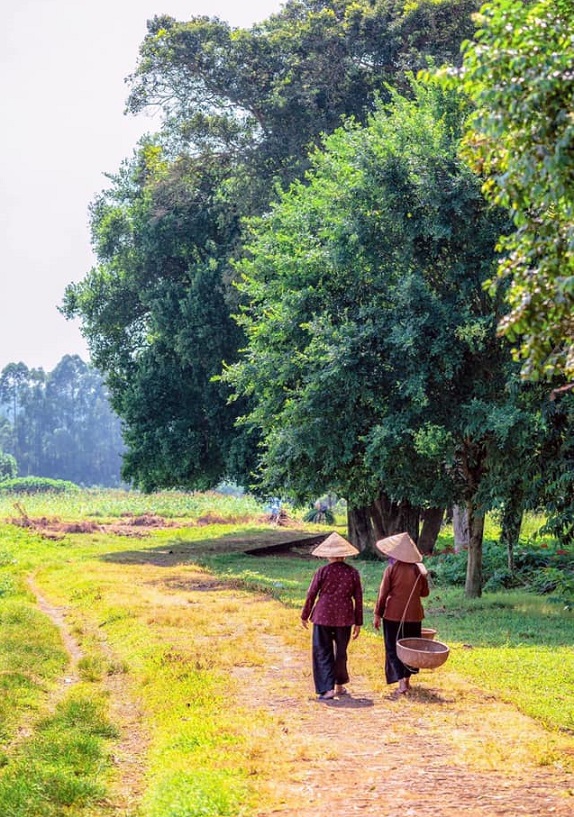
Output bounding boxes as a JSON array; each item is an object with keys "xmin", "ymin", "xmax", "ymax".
[{"xmin": 397, "ymin": 637, "xmax": 449, "ymax": 669}]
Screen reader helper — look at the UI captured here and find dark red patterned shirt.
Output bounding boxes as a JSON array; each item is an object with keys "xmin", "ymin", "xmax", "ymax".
[{"xmin": 301, "ymin": 561, "xmax": 363, "ymax": 627}]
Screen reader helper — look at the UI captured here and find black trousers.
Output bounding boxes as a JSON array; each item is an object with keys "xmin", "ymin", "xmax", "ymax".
[
  {"xmin": 312, "ymin": 624, "xmax": 352, "ymax": 695},
  {"xmin": 383, "ymin": 619, "xmax": 421, "ymax": 684}
]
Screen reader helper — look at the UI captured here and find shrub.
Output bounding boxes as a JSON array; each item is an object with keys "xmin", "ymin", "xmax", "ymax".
[
  {"xmin": 427, "ymin": 551, "xmax": 467, "ymax": 586},
  {"xmin": 0, "ymin": 477, "xmax": 80, "ymax": 495},
  {"xmin": 483, "ymin": 568, "xmax": 520, "ymax": 592},
  {"xmin": 429, "ymin": 537, "xmax": 573, "ymax": 606},
  {"xmin": 303, "ymin": 506, "xmax": 335, "ymax": 525}
]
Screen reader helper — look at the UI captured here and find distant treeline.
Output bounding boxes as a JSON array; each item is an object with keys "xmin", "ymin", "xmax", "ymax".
[{"xmin": 0, "ymin": 355, "xmax": 124, "ymax": 487}]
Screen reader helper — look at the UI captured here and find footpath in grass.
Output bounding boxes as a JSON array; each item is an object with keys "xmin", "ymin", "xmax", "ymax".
[
  {"xmin": 31, "ymin": 534, "xmax": 574, "ymax": 816},
  {"xmin": 0, "ymin": 517, "xmax": 573, "ymax": 816}
]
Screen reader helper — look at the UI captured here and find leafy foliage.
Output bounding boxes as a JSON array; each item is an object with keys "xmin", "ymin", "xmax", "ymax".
[
  {"xmin": 531, "ymin": 392, "xmax": 574, "ymax": 543},
  {"xmin": 63, "ymin": 0, "xmax": 480, "ymax": 493},
  {"xmin": 460, "ymin": 0, "xmax": 574, "ymax": 381},
  {"xmin": 225, "ymin": 75, "xmax": 574, "ymax": 595},
  {"xmin": 0, "ymin": 356, "xmax": 124, "ymax": 487},
  {"xmin": 227, "ymin": 80, "xmax": 515, "ymax": 510},
  {"xmin": 0, "ymin": 477, "xmax": 81, "ymax": 495},
  {"xmin": 0, "ymin": 452, "xmax": 17, "ymax": 481},
  {"xmin": 126, "ymin": 1, "xmax": 479, "ymax": 185},
  {"xmin": 430, "ymin": 538, "xmax": 574, "ymax": 607}
]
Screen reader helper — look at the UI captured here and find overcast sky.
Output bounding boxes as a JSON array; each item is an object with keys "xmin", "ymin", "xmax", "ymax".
[{"xmin": 0, "ymin": 0, "xmax": 284, "ymax": 372}]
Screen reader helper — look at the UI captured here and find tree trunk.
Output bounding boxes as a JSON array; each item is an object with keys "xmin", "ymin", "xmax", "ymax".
[
  {"xmin": 375, "ymin": 494, "xmax": 420, "ymax": 542},
  {"xmin": 500, "ymin": 490, "xmax": 524, "ymax": 574},
  {"xmin": 369, "ymin": 496, "xmax": 386, "ymax": 541},
  {"xmin": 418, "ymin": 507, "xmax": 444, "ymax": 554},
  {"xmin": 453, "ymin": 504, "xmax": 469, "ymax": 552},
  {"xmin": 464, "ymin": 499, "xmax": 485, "ymax": 598},
  {"xmin": 347, "ymin": 506, "xmax": 376, "ymax": 555}
]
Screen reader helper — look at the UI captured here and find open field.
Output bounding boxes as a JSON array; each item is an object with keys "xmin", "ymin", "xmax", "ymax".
[{"xmin": 0, "ymin": 490, "xmax": 572, "ymax": 816}]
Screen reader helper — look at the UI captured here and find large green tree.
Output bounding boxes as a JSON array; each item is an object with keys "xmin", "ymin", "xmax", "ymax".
[
  {"xmin": 64, "ymin": 150, "xmax": 244, "ymax": 490},
  {"xmin": 226, "ymin": 80, "xmax": 538, "ymax": 596},
  {"xmin": 125, "ymin": 1, "xmax": 479, "ymax": 187},
  {"xmin": 63, "ymin": 0, "xmax": 480, "ymax": 491},
  {"xmin": 460, "ymin": 0, "xmax": 574, "ymax": 382}
]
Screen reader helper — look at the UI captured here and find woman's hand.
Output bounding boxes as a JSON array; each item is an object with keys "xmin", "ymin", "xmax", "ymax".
[
  {"xmin": 352, "ymin": 625, "xmax": 361, "ymax": 640},
  {"xmin": 373, "ymin": 614, "xmax": 382, "ymax": 630},
  {"xmin": 300, "ymin": 618, "xmax": 309, "ymax": 629}
]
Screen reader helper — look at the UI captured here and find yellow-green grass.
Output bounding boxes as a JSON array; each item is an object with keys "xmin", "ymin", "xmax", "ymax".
[
  {"xmin": 0, "ymin": 529, "xmax": 70, "ymax": 745},
  {"xmin": 0, "ymin": 519, "xmax": 322, "ymax": 815},
  {"xmin": 0, "ymin": 493, "xmax": 572, "ymax": 815},
  {"xmin": 32, "ymin": 548, "xmax": 311, "ymax": 816},
  {"xmin": 198, "ymin": 550, "xmax": 574, "ymax": 734},
  {"xmin": 0, "ymin": 488, "xmax": 266, "ymax": 524},
  {"xmin": 0, "ymin": 527, "xmax": 122, "ymax": 816}
]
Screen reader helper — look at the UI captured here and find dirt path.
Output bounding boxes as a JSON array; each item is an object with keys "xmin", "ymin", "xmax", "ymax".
[
  {"xmin": 29, "ymin": 565, "xmax": 574, "ymax": 817},
  {"xmin": 236, "ymin": 631, "xmax": 573, "ymax": 817},
  {"xmin": 27, "ymin": 576, "xmax": 149, "ymax": 814}
]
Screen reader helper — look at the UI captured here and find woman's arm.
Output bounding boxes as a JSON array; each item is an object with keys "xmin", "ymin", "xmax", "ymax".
[
  {"xmin": 374, "ymin": 566, "xmax": 391, "ymax": 620},
  {"xmin": 301, "ymin": 569, "xmax": 322, "ymax": 622}
]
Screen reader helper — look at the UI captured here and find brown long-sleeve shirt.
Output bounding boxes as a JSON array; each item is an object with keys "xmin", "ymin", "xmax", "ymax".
[
  {"xmin": 374, "ymin": 561, "xmax": 429, "ymax": 622},
  {"xmin": 301, "ymin": 561, "xmax": 363, "ymax": 627}
]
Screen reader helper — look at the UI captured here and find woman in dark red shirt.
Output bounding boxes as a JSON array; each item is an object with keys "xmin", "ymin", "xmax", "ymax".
[
  {"xmin": 301, "ymin": 532, "xmax": 363, "ymax": 700},
  {"xmin": 373, "ymin": 532, "xmax": 429, "ymax": 695}
]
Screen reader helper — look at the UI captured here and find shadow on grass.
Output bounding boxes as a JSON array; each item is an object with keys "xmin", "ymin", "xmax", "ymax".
[
  {"xmin": 318, "ymin": 695, "xmax": 374, "ymax": 709},
  {"xmin": 401, "ymin": 686, "xmax": 453, "ymax": 705},
  {"xmin": 99, "ymin": 528, "xmax": 321, "ymax": 568}
]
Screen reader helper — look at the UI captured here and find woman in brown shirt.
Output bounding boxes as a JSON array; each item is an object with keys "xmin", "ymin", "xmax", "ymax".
[
  {"xmin": 301, "ymin": 532, "xmax": 363, "ymax": 700},
  {"xmin": 373, "ymin": 532, "xmax": 429, "ymax": 694}
]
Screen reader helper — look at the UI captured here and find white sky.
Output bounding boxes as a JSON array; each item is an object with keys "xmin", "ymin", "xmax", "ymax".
[{"xmin": 0, "ymin": 0, "xmax": 284, "ymax": 372}]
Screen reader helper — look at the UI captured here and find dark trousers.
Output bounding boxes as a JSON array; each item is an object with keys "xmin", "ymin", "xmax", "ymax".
[
  {"xmin": 383, "ymin": 619, "xmax": 421, "ymax": 685},
  {"xmin": 312, "ymin": 624, "xmax": 352, "ymax": 695}
]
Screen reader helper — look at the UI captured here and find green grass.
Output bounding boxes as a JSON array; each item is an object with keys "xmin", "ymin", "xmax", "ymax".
[
  {"xmin": 0, "ymin": 489, "xmax": 571, "ymax": 815},
  {"xmin": 0, "ymin": 487, "xmax": 266, "ymax": 523},
  {"xmin": 0, "ymin": 530, "xmax": 69, "ymax": 743},
  {"xmin": 196, "ymin": 549, "xmax": 574, "ymax": 732},
  {"xmin": 0, "ymin": 523, "xmax": 124, "ymax": 816},
  {"xmin": 0, "ymin": 688, "xmax": 117, "ymax": 816}
]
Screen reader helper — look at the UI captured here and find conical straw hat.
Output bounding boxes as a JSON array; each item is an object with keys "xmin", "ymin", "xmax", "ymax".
[
  {"xmin": 375, "ymin": 532, "xmax": 422, "ymax": 563},
  {"xmin": 312, "ymin": 532, "xmax": 359, "ymax": 558}
]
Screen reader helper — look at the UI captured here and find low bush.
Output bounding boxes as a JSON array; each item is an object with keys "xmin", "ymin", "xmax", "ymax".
[
  {"xmin": 302, "ymin": 506, "xmax": 335, "ymax": 525},
  {"xmin": 0, "ymin": 477, "xmax": 80, "ymax": 494},
  {"xmin": 429, "ymin": 538, "xmax": 573, "ymax": 607}
]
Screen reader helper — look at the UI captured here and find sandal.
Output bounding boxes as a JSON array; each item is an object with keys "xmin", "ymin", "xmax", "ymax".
[
  {"xmin": 318, "ymin": 690, "xmax": 335, "ymax": 700},
  {"xmin": 335, "ymin": 685, "xmax": 348, "ymax": 695}
]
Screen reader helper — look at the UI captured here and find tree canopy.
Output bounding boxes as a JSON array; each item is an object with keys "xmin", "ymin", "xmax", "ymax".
[
  {"xmin": 225, "ymin": 79, "xmax": 542, "ymax": 594},
  {"xmin": 63, "ymin": 0, "xmax": 480, "ymax": 491},
  {"xmin": 0, "ymin": 356, "xmax": 124, "ymax": 487},
  {"xmin": 57, "ymin": 0, "xmax": 574, "ymax": 596},
  {"xmin": 460, "ymin": 0, "xmax": 574, "ymax": 382}
]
